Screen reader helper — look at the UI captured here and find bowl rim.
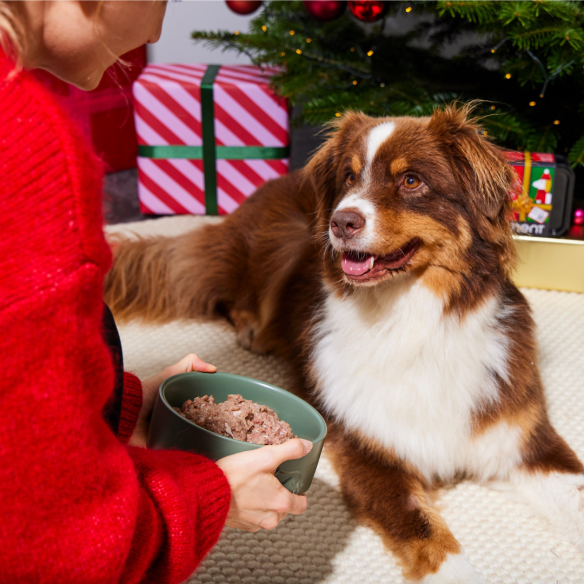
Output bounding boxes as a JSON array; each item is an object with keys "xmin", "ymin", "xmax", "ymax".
[{"xmin": 159, "ymin": 371, "xmax": 328, "ymax": 446}]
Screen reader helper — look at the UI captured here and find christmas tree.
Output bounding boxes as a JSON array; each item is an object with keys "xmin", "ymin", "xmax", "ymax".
[{"xmin": 192, "ymin": 0, "xmax": 584, "ymax": 168}]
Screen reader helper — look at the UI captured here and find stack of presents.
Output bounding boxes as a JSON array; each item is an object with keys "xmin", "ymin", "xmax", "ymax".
[
  {"xmin": 36, "ymin": 48, "xmax": 290, "ymax": 218},
  {"xmin": 36, "ymin": 49, "xmax": 574, "ymax": 237}
]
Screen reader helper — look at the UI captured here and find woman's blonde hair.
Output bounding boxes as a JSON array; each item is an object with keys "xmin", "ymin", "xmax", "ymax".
[{"xmin": 0, "ymin": 2, "xmax": 26, "ymax": 67}]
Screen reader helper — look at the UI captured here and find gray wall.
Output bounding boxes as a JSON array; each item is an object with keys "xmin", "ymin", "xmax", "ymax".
[{"xmin": 148, "ymin": 0, "xmax": 255, "ymax": 65}]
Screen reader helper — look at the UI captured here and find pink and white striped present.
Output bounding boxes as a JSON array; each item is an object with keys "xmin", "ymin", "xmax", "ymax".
[{"xmin": 133, "ymin": 63, "xmax": 290, "ymax": 215}]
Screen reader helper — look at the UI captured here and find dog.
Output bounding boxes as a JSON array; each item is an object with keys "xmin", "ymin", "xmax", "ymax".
[{"xmin": 105, "ymin": 105, "xmax": 584, "ymax": 583}]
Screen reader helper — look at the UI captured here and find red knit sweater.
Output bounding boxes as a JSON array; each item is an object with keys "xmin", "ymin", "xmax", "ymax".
[{"xmin": 0, "ymin": 56, "xmax": 230, "ymax": 583}]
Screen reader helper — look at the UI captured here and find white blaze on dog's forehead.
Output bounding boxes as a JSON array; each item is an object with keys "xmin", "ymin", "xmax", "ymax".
[
  {"xmin": 366, "ymin": 121, "xmax": 395, "ymax": 166},
  {"xmin": 334, "ymin": 193, "xmax": 376, "ymax": 218}
]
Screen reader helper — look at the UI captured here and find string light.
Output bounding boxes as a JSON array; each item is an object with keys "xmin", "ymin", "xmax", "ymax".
[
  {"xmin": 380, "ymin": 82, "xmax": 385, "ymax": 87},
  {"xmin": 505, "ymin": 73, "xmax": 511, "ymax": 79},
  {"xmin": 367, "ymin": 50, "xmax": 374, "ymax": 57},
  {"xmin": 306, "ymin": 38, "xmax": 311, "ymax": 43},
  {"xmin": 262, "ymin": 25, "xmax": 267, "ymax": 32},
  {"xmin": 280, "ymin": 51, "xmax": 286, "ymax": 56},
  {"xmin": 350, "ymin": 47, "xmax": 355, "ymax": 52},
  {"xmin": 335, "ymin": 112, "xmax": 341, "ymax": 117},
  {"xmin": 289, "ymin": 30, "xmax": 295, "ymax": 35},
  {"xmin": 296, "ymin": 49, "xmax": 302, "ymax": 54},
  {"xmin": 234, "ymin": 31, "xmax": 239, "ymax": 35},
  {"xmin": 491, "ymin": 48, "xmax": 496, "ymax": 53},
  {"xmin": 529, "ymin": 101, "xmax": 536, "ymax": 106},
  {"xmin": 490, "ymin": 105, "xmax": 496, "ymax": 110},
  {"xmin": 353, "ymin": 80, "xmax": 358, "ymax": 85},
  {"xmin": 406, "ymin": 6, "xmax": 412, "ymax": 12},
  {"xmin": 554, "ymin": 120, "xmax": 560, "ymax": 125}
]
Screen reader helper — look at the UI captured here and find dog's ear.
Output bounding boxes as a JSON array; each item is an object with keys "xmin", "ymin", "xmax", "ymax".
[{"xmin": 428, "ymin": 105, "xmax": 514, "ymax": 220}]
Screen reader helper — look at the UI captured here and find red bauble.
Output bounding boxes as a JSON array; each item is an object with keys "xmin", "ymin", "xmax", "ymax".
[
  {"xmin": 225, "ymin": 1, "xmax": 263, "ymax": 15},
  {"xmin": 303, "ymin": 0, "xmax": 346, "ymax": 22},
  {"xmin": 348, "ymin": 0, "xmax": 388, "ymax": 22}
]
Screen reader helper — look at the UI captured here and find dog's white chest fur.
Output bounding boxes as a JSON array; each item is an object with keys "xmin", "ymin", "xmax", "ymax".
[{"xmin": 312, "ymin": 277, "xmax": 522, "ymax": 482}]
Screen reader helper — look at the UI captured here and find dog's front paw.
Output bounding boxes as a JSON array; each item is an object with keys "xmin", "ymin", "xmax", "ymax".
[
  {"xmin": 236, "ymin": 322, "xmax": 254, "ymax": 350},
  {"xmin": 514, "ymin": 472, "xmax": 584, "ymax": 555},
  {"xmin": 417, "ymin": 552, "xmax": 487, "ymax": 584},
  {"xmin": 560, "ymin": 475, "xmax": 584, "ymax": 553},
  {"xmin": 230, "ymin": 309, "xmax": 262, "ymax": 352}
]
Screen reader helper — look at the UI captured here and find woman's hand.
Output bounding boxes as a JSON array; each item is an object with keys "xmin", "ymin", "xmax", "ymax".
[
  {"xmin": 128, "ymin": 353, "xmax": 216, "ymax": 447},
  {"xmin": 217, "ymin": 438, "xmax": 312, "ymax": 531}
]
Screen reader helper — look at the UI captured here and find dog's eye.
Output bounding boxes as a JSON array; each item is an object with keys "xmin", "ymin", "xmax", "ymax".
[
  {"xmin": 346, "ymin": 173, "xmax": 355, "ymax": 186},
  {"xmin": 403, "ymin": 175, "xmax": 421, "ymax": 190}
]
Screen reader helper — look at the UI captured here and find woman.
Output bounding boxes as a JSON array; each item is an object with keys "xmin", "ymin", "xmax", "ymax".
[{"xmin": 0, "ymin": 2, "xmax": 310, "ymax": 582}]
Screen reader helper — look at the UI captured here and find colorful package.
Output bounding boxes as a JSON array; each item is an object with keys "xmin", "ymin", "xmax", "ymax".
[{"xmin": 506, "ymin": 152, "xmax": 575, "ymax": 237}]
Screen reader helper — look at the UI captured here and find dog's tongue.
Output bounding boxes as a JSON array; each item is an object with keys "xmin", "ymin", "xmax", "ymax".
[{"xmin": 342, "ymin": 253, "xmax": 373, "ymax": 276}]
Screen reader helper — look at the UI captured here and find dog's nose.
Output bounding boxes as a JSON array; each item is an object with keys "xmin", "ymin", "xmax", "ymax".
[{"xmin": 330, "ymin": 210, "xmax": 366, "ymax": 240}]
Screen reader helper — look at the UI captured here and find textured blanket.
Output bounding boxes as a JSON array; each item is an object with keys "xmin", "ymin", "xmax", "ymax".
[{"xmin": 106, "ymin": 216, "xmax": 584, "ymax": 584}]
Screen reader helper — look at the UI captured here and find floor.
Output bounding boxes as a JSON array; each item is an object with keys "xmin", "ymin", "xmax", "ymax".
[
  {"xmin": 107, "ymin": 213, "xmax": 584, "ymax": 584},
  {"xmin": 102, "ymin": 124, "xmax": 326, "ymax": 225}
]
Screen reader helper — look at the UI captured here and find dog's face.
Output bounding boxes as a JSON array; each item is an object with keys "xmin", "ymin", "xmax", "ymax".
[{"xmin": 305, "ymin": 107, "xmax": 516, "ymax": 303}]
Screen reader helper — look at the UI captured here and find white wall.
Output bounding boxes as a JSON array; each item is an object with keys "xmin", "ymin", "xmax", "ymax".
[{"xmin": 148, "ymin": 0, "xmax": 255, "ymax": 65}]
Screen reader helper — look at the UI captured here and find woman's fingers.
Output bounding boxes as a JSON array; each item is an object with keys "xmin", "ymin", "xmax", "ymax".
[
  {"xmin": 256, "ymin": 438, "xmax": 313, "ymax": 472},
  {"xmin": 216, "ymin": 433, "xmax": 312, "ymax": 533},
  {"xmin": 270, "ymin": 487, "xmax": 308, "ymax": 516},
  {"xmin": 258, "ymin": 511, "xmax": 281, "ymax": 531},
  {"xmin": 186, "ymin": 353, "xmax": 217, "ymax": 373},
  {"xmin": 172, "ymin": 353, "xmax": 217, "ymax": 375},
  {"xmin": 287, "ymin": 493, "xmax": 308, "ymax": 515}
]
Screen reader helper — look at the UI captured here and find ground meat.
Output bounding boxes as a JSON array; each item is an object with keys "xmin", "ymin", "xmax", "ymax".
[{"xmin": 176, "ymin": 394, "xmax": 295, "ymax": 445}]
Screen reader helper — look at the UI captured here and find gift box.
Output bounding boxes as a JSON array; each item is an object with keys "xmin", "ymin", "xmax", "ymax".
[
  {"xmin": 133, "ymin": 63, "xmax": 290, "ymax": 215},
  {"xmin": 34, "ymin": 47, "xmax": 146, "ymax": 173},
  {"xmin": 506, "ymin": 152, "xmax": 575, "ymax": 237}
]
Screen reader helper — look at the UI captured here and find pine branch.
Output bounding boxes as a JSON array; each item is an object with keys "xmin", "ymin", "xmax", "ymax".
[
  {"xmin": 191, "ymin": 0, "xmax": 584, "ymax": 163},
  {"xmin": 569, "ymin": 135, "xmax": 584, "ymax": 167}
]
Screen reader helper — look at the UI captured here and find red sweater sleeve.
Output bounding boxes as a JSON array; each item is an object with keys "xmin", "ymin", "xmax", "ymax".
[{"xmin": 0, "ymin": 59, "xmax": 230, "ymax": 583}]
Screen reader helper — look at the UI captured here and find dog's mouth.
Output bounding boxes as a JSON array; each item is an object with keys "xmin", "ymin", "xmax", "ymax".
[{"xmin": 341, "ymin": 238, "xmax": 420, "ymax": 281}]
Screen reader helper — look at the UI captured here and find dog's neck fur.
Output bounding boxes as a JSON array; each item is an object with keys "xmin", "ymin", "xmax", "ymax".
[{"xmin": 311, "ymin": 274, "xmax": 520, "ymax": 483}]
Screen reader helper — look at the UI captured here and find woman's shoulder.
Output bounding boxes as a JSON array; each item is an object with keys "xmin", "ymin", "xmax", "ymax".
[{"xmin": 0, "ymin": 55, "xmax": 111, "ymax": 310}]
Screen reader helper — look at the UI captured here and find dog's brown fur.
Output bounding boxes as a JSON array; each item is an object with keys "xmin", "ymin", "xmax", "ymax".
[{"xmin": 105, "ymin": 105, "xmax": 583, "ymax": 581}]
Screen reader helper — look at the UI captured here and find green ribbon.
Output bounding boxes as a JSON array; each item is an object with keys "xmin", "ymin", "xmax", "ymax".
[
  {"xmin": 201, "ymin": 64, "xmax": 221, "ymax": 215},
  {"xmin": 139, "ymin": 64, "xmax": 290, "ymax": 216},
  {"xmin": 138, "ymin": 145, "xmax": 290, "ymax": 160}
]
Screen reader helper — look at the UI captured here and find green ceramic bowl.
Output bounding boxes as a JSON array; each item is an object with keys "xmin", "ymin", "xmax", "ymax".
[{"xmin": 147, "ymin": 372, "xmax": 327, "ymax": 495}]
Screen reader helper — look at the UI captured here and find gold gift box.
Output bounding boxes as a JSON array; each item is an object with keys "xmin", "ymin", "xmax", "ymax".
[{"xmin": 513, "ymin": 235, "xmax": 584, "ymax": 293}]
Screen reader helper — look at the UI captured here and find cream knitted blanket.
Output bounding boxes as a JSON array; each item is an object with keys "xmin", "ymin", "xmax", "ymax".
[{"xmin": 106, "ymin": 216, "xmax": 584, "ymax": 584}]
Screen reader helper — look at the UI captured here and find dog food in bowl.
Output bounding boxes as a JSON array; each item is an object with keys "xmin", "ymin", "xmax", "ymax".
[{"xmin": 175, "ymin": 394, "xmax": 296, "ymax": 445}]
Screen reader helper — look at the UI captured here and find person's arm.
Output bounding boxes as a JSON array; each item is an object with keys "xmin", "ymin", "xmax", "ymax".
[
  {"xmin": 0, "ymin": 267, "xmax": 231, "ymax": 584},
  {"xmin": 0, "ymin": 65, "xmax": 305, "ymax": 584}
]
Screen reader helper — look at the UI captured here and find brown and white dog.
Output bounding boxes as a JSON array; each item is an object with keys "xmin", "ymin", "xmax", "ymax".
[{"xmin": 105, "ymin": 105, "xmax": 584, "ymax": 583}]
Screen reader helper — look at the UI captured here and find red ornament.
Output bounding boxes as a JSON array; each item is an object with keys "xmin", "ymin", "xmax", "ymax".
[
  {"xmin": 348, "ymin": 1, "xmax": 388, "ymax": 22},
  {"xmin": 303, "ymin": 0, "xmax": 346, "ymax": 22},
  {"xmin": 225, "ymin": 1, "xmax": 263, "ymax": 15}
]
